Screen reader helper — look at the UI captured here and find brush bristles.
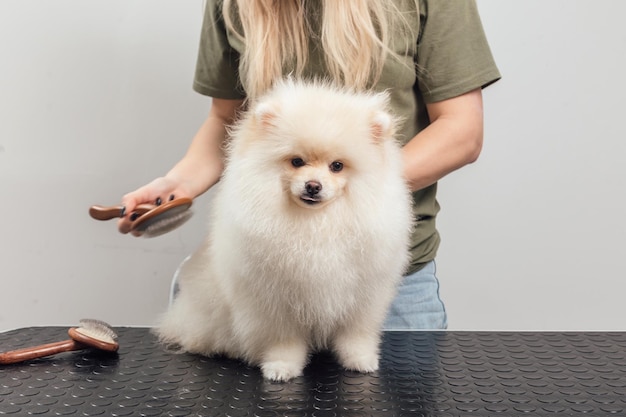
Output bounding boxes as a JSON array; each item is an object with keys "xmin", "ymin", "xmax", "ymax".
[
  {"xmin": 143, "ymin": 210, "xmax": 193, "ymax": 238},
  {"xmin": 77, "ymin": 319, "xmax": 118, "ymax": 343}
]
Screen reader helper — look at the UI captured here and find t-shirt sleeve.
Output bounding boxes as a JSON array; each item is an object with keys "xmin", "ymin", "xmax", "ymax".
[
  {"xmin": 193, "ymin": 0, "xmax": 246, "ymax": 99},
  {"xmin": 417, "ymin": 0, "xmax": 501, "ymax": 103}
]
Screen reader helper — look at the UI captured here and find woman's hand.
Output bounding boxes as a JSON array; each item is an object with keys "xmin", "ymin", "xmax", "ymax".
[{"xmin": 117, "ymin": 176, "xmax": 195, "ymax": 235}]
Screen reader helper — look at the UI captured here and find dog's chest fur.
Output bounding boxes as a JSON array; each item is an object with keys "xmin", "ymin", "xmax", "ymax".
[{"xmin": 219, "ymin": 209, "xmax": 380, "ymax": 328}]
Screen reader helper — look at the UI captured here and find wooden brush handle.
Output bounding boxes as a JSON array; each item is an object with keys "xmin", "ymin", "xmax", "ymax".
[
  {"xmin": 89, "ymin": 204, "xmax": 155, "ymax": 221},
  {"xmin": 0, "ymin": 339, "xmax": 84, "ymax": 365}
]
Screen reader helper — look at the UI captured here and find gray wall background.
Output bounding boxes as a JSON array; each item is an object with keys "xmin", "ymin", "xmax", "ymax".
[{"xmin": 1, "ymin": 0, "xmax": 624, "ymax": 331}]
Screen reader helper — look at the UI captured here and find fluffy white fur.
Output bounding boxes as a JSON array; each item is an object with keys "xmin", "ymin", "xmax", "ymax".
[{"xmin": 155, "ymin": 79, "xmax": 413, "ymax": 381}]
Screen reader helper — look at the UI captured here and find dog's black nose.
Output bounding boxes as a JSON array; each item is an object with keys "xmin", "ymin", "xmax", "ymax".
[{"xmin": 305, "ymin": 181, "xmax": 322, "ymax": 196}]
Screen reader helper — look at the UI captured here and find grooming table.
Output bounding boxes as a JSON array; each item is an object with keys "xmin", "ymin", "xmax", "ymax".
[{"xmin": 1, "ymin": 327, "xmax": 625, "ymax": 416}]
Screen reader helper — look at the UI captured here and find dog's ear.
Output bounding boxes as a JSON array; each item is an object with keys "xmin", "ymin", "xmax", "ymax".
[
  {"xmin": 253, "ymin": 101, "xmax": 279, "ymax": 131},
  {"xmin": 370, "ymin": 111, "xmax": 393, "ymax": 143}
]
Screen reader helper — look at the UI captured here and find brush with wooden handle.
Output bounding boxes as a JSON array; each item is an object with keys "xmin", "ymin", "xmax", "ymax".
[
  {"xmin": 0, "ymin": 319, "xmax": 119, "ymax": 365},
  {"xmin": 89, "ymin": 197, "xmax": 193, "ymax": 237}
]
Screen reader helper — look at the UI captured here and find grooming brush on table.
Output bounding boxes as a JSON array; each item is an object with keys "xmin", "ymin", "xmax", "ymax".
[
  {"xmin": 0, "ymin": 319, "xmax": 118, "ymax": 365},
  {"xmin": 89, "ymin": 197, "xmax": 193, "ymax": 237}
]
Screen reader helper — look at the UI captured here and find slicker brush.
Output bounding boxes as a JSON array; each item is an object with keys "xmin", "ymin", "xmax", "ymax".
[
  {"xmin": 89, "ymin": 197, "xmax": 193, "ymax": 237},
  {"xmin": 0, "ymin": 319, "xmax": 119, "ymax": 365}
]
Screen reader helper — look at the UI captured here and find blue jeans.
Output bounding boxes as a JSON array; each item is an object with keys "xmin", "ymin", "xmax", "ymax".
[{"xmin": 383, "ymin": 260, "xmax": 448, "ymax": 330}]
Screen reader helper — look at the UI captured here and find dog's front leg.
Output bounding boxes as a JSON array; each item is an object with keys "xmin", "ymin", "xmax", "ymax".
[
  {"xmin": 259, "ymin": 340, "xmax": 309, "ymax": 382},
  {"xmin": 332, "ymin": 327, "xmax": 381, "ymax": 373}
]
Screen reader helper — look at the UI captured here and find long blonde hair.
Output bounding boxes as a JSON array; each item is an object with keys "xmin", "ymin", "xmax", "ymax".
[{"xmin": 222, "ymin": 0, "xmax": 414, "ymax": 99}]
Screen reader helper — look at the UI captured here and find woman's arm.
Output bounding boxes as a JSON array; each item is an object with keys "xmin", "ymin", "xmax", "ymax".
[
  {"xmin": 118, "ymin": 97, "xmax": 244, "ymax": 234},
  {"xmin": 166, "ymin": 97, "xmax": 245, "ymax": 197},
  {"xmin": 402, "ymin": 88, "xmax": 484, "ymax": 192}
]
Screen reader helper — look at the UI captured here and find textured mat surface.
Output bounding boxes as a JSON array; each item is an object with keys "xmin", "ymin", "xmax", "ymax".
[{"xmin": 1, "ymin": 327, "xmax": 626, "ymax": 416}]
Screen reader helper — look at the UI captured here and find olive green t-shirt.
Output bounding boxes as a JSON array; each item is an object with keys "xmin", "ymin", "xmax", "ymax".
[{"xmin": 193, "ymin": 0, "xmax": 501, "ymax": 274}]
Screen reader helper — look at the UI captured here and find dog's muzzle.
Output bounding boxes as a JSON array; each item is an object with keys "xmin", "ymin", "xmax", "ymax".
[{"xmin": 300, "ymin": 180, "xmax": 323, "ymax": 205}]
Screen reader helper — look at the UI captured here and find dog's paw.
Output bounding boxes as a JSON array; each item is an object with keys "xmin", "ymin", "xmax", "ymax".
[
  {"xmin": 261, "ymin": 360, "xmax": 304, "ymax": 382},
  {"xmin": 334, "ymin": 334, "xmax": 381, "ymax": 373},
  {"xmin": 338, "ymin": 351, "xmax": 380, "ymax": 373}
]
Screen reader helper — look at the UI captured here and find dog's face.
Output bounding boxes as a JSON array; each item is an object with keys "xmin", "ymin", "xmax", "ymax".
[
  {"xmin": 232, "ymin": 81, "xmax": 397, "ymax": 211},
  {"xmin": 284, "ymin": 150, "xmax": 349, "ymax": 210}
]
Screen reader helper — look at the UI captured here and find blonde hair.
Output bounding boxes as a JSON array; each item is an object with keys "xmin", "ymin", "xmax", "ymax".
[{"xmin": 222, "ymin": 0, "xmax": 415, "ymax": 99}]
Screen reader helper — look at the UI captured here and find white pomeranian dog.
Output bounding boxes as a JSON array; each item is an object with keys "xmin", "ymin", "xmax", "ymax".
[{"xmin": 155, "ymin": 79, "xmax": 413, "ymax": 381}]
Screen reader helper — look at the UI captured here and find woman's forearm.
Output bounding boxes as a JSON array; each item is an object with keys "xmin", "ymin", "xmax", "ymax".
[
  {"xmin": 166, "ymin": 98, "xmax": 245, "ymax": 198},
  {"xmin": 402, "ymin": 89, "xmax": 484, "ymax": 191}
]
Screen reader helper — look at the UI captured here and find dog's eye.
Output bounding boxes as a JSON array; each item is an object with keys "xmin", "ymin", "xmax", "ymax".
[
  {"xmin": 291, "ymin": 157, "xmax": 305, "ymax": 168},
  {"xmin": 329, "ymin": 161, "xmax": 344, "ymax": 173}
]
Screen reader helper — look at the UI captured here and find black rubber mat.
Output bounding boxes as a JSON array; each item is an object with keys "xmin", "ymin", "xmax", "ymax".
[{"xmin": 1, "ymin": 327, "xmax": 626, "ymax": 416}]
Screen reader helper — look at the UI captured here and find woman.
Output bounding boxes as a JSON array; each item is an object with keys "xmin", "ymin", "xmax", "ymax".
[{"xmin": 118, "ymin": 0, "xmax": 501, "ymax": 329}]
